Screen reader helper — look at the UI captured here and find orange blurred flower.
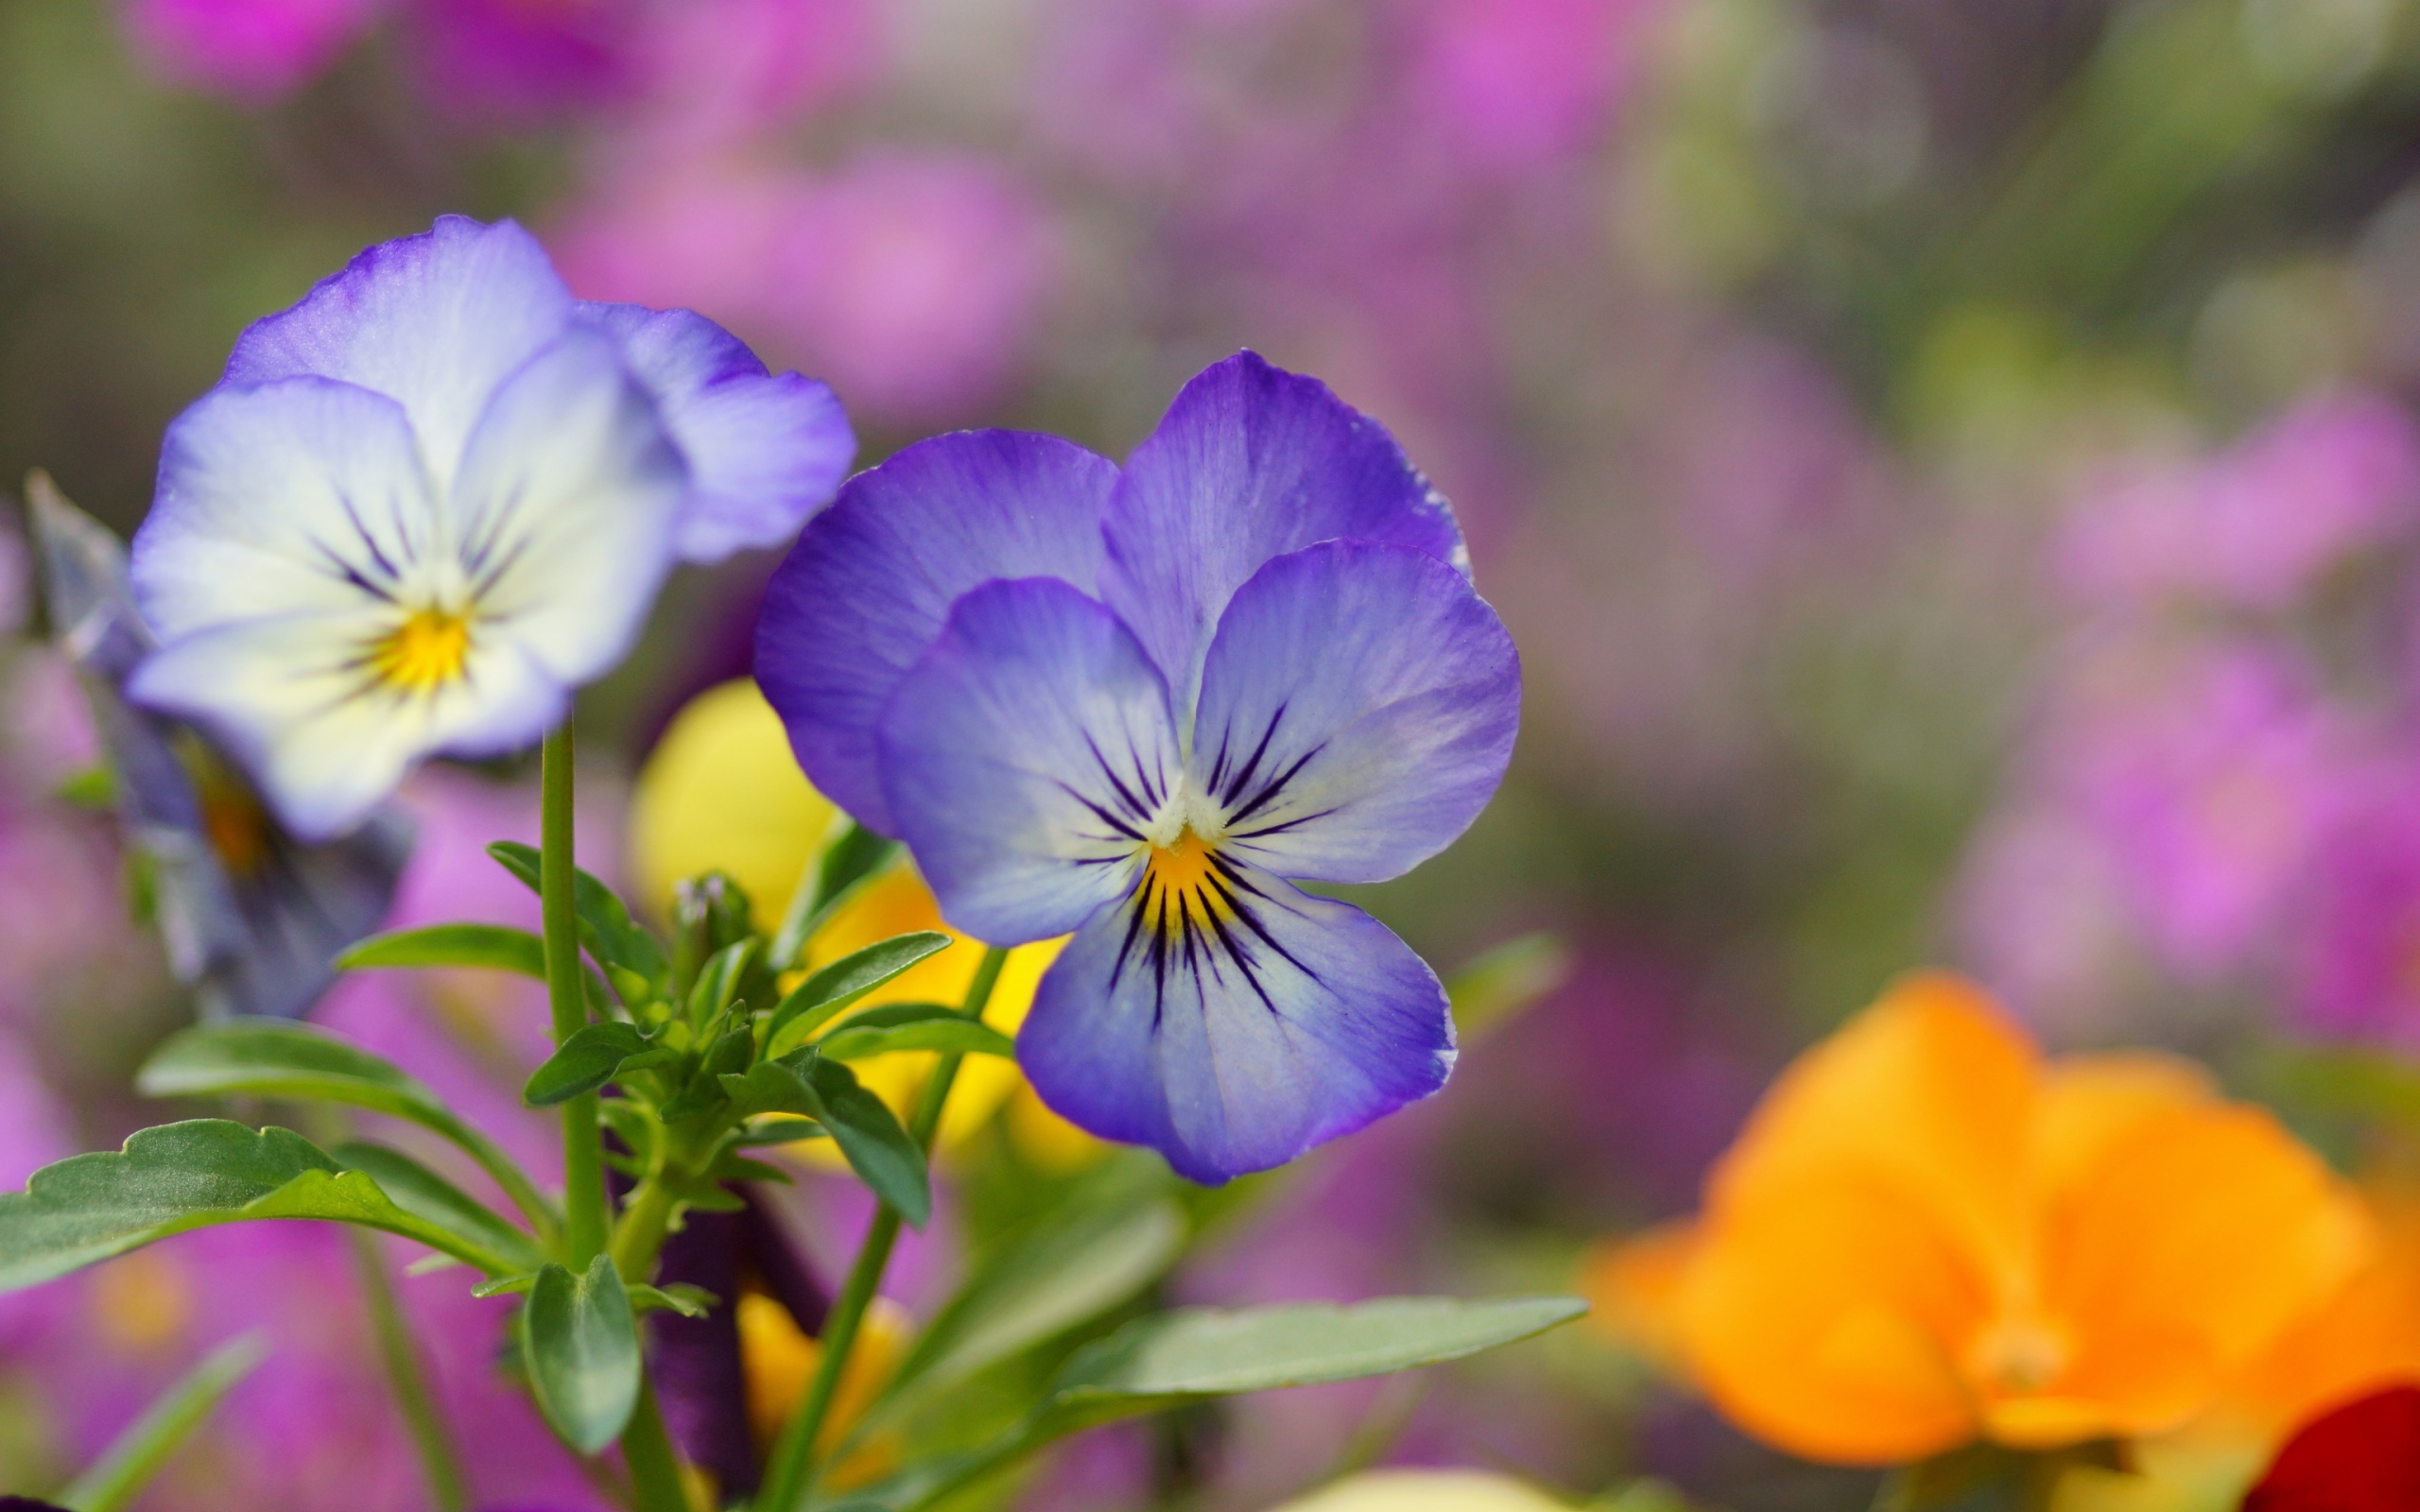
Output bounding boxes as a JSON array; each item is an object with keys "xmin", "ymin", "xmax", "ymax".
[{"xmin": 1584, "ymin": 971, "xmax": 2370, "ymax": 1468}]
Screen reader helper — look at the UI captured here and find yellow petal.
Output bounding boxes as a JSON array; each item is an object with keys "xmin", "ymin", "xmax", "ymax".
[
  {"xmin": 1266, "ymin": 1469, "xmax": 1572, "ymax": 1512},
  {"xmin": 1709, "ymin": 971, "xmax": 2035, "ymax": 1280},
  {"xmin": 630, "ymin": 680, "xmax": 834, "ymax": 923},
  {"xmin": 740, "ymin": 1290, "xmax": 913, "ymax": 1482},
  {"xmin": 1675, "ymin": 1166, "xmax": 1988, "ymax": 1465}
]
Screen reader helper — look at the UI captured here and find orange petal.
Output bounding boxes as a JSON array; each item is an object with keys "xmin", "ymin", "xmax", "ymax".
[
  {"xmin": 1708, "ymin": 971, "xmax": 2035, "ymax": 1280},
  {"xmin": 2035, "ymin": 1103, "xmax": 2372, "ymax": 1440},
  {"xmin": 2234, "ymin": 1186, "xmax": 2420, "ymax": 1435},
  {"xmin": 1675, "ymin": 1167, "xmax": 1989, "ymax": 1465},
  {"xmin": 2029, "ymin": 1051, "xmax": 2216, "ymax": 1205},
  {"xmin": 1578, "ymin": 1220, "xmax": 1703, "ymax": 1369}
]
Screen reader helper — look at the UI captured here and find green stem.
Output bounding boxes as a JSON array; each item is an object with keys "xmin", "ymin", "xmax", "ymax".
[
  {"xmin": 752, "ymin": 944, "xmax": 1011, "ymax": 1512},
  {"xmin": 621, "ymin": 1378, "xmax": 694, "ymax": 1512},
  {"xmin": 610, "ymin": 1175, "xmax": 681, "ymax": 1282},
  {"xmin": 346, "ymin": 1227, "xmax": 469, "ymax": 1512},
  {"xmin": 543, "ymin": 723, "xmax": 609, "ymax": 1268}
]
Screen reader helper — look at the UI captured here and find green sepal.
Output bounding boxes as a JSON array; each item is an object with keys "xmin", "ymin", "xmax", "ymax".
[
  {"xmin": 762, "ymin": 932, "xmax": 954, "ymax": 1057},
  {"xmin": 524, "ymin": 1022, "xmax": 653, "ymax": 1108},
  {"xmin": 819, "ymin": 1018, "xmax": 1016, "ymax": 1061},
  {"xmin": 686, "ymin": 939, "xmax": 758, "ymax": 1029},
  {"xmin": 660, "ymin": 1025, "xmax": 753, "ymax": 1122},
  {"xmin": 521, "ymin": 1254, "xmax": 641, "ymax": 1455},
  {"xmin": 337, "ymin": 923, "xmax": 547, "ymax": 979},
  {"xmin": 329, "ymin": 1140, "xmax": 546, "ymax": 1274},
  {"xmin": 487, "ymin": 841, "xmax": 670, "ymax": 996},
  {"xmin": 0, "ymin": 1121, "xmax": 527, "ymax": 1290}
]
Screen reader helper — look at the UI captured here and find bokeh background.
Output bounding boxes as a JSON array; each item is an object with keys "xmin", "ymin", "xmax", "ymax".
[{"xmin": 6, "ymin": 0, "xmax": 2420, "ymax": 1507}]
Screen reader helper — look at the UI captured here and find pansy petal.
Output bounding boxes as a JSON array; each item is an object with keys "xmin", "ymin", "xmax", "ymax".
[
  {"xmin": 877, "ymin": 577, "xmax": 1176, "ymax": 943},
  {"xmin": 129, "ymin": 611, "xmax": 563, "ymax": 840},
  {"xmin": 1192, "ymin": 541, "xmax": 1518, "ymax": 885},
  {"xmin": 1100, "ymin": 352, "xmax": 1468, "ymax": 703},
  {"xmin": 1019, "ymin": 856, "xmax": 1453, "ymax": 1183},
  {"xmin": 130, "ymin": 376, "xmax": 439, "ymax": 644},
  {"xmin": 223, "ymin": 215, "xmax": 575, "ymax": 491},
  {"xmin": 578, "ymin": 302, "xmax": 856, "ymax": 563},
  {"xmin": 449, "ymin": 324, "xmax": 686, "ymax": 687},
  {"xmin": 757, "ymin": 430, "xmax": 1118, "ymax": 833}
]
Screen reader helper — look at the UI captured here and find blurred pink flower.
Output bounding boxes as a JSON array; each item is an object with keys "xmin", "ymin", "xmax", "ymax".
[
  {"xmin": 1952, "ymin": 802, "xmax": 2140, "ymax": 1036},
  {"xmin": 2058, "ymin": 389, "xmax": 2420, "ymax": 612},
  {"xmin": 2290, "ymin": 770, "xmax": 2420, "ymax": 1049},
  {"xmin": 1410, "ymin": 0, "xmax": 1668, "ymax": 166},
  {"xmin": 120, "ymin": 0, "xmax": 387, "ymax": 102},
  {"xmin": 623, "ymin": 0, "xmax": 881, "ymax": 157},
  {"xmin": 556, "ymin": 154, "xmax": 1058, "ymax": 426},
  {"xmin": 2036, "ymin": 640, "xmax": 2361, "ymax": 983},
  {"xmin": 406, "ymin": 0, "xmax": 640, "ymax": 120}
]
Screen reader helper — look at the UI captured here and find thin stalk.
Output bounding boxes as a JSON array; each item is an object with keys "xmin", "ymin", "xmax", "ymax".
[
  {"xmin": 753, "ymin": 944, "xmax": 1011, "ymax": 1512},
  {"xmin": 346, "ymin": 1228, "xmax": 469, "ymax": 1512},
  {"xmin": 542, "ymin": 723, "xmax": 609, "ymax": 1267},
  {"xmin": 621, "ymin": 1379, "xmax": 694, "ymax": 1512},
  {"xmin": 609, "ymin": 1175, "xmax": 681, "ymax": 1282}
]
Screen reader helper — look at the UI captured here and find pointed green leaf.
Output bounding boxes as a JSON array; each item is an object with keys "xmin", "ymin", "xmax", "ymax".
[
  {"xmin": 336, "ymin": 923, "xmax": 548, "ymax": 979},
  {"xmin": 764, "ymin": 932, "xmax": 954, "ymax": 1057},
  {"xmin": 1050, "ymin": 1296, "xmax": 1588, "ymax": 1417},
  {"xmin": 686, "ymin": 939, "xmax": 758, "ymax": 1027},
  {"xmin": 735, "ymin": 1116, "xmax": 825, "ymax": 1145},
  {"xmin": 1445, "ymin": 933, "xmax": 1568, "ymax": 1044},
  {"xmin": 661, "ymin": 1025, "xmax": 753, "ymax": 1122},
  {"xmin": 882, "ymin": 1199, "xmax": 1185, "ymax": 1417},
  {"xmin": 0, "ymin": 1121, "xmax": 524, "ymax": 1289},
  {"xmin": 818, "ymin": 1018, "xmax": 1016, "ymax": 1062},
  {"xmin": 135, "ymin": 1019, "xmax": 554, "ymax": 1231},
  {"xmin": 488, "ymin": 842, "xmax": 668, "ymax": 990},
  {"xmin": 630, "ymin": 1281, "xmax": 716, "ymax": 1318},
  {"xmin": 522, "ymin": 1254, "xmax": 641, "ymax": 1454},
  {"xmin": 524, "ymin": 1022, "xmax": 652, "ymax": 1108},
  {"xmin": 329, "ymin": 1141, "xmax": 545, "ymax": 1274},
  {"xmin": 717, "ymin": 1057, "xmax": 821, "ymax": 1122},
  {"xmin": 804, "ymin": 1057, "xmax": 931, "ymax": 1227},
  {"xmin": 57, "ymin": 1332, "xmax": 267, "ymax": 1512}
]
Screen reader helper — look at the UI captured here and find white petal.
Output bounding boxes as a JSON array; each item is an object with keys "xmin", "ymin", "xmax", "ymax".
[
  {"xmin": 131, "ymin": 378, "xmax": 438, "ymax": 643},
  {"xmin": 449, "ymin": 325, "xmax": 687, "ymax": 685}
]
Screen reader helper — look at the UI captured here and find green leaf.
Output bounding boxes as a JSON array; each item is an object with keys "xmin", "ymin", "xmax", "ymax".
[
  {"xmin": 804, "ymin": 1057, "xmax": 931, "ymax": 1227},
  {"xmin": 764, "ymin": 932, "xmax": 954, "ymax": 1057},
  {"xmin": 819, "ymin": 1018, "xmax": 1017, "ymax": 1061},
  {"xmin": 630, "ymin": 1281, "xmax": 716, "ymax": 1318},
  {"xmin": 883, "ymin": 1198, "xmax": 1185, "ymax": 1416},
  {"xmin": 735, "ymin": 1116, "xmax": 825, "ymax": 1145},
  {"xmin": 686, "ymin": 939, "xmax": 758, "ymax": 1027},
  {"xmin": 0, "ymin": 1121, "xmax": 525, "ymax": 1288},
  {"xmin": 135, "ymin": 1019, "xmax": 555, "ymax": 1232},
  {"xmin": 337, "ymin": 923, "xmax": 547, "ymax": 979},
  {"xmin": 57, "ymin": 1332, "xmax": 268, "ymax": 1512},
  {"xmin": 488, "ymin": 842, "xmax": 669, "ymax": 991},
  {"xmin": 522, "ymin": 1254, "xmax": 641, "ymax": 1455},
  {"xmin": 717, "ymin": 1056, "xmax": 929, "ymax": 1225},
  {"xmin": 1050, "ymin": 1296, "xmax": 1588, "ymax": 1420},
  {"xmin": 661, "ymin": 1025, "xmax": 754, "ymax": 1122},
  {"xmin": 524, "ymin": 1022, "xmax": 653, "ymax": 1108},
  {"xmin": 1444, "ymin": 933, "xmax": 1568, "ymax": 1044},
  {"xmin": 54, "ymin": 764, "xmax": 117, "ymax": 811},
  {"xmin": 770, "ymin": 818, "xmax": 901, "ymax": 971},
  {"xmin": 329, "ymin": 1141, "xmax": 545, "ymax": 1274}
]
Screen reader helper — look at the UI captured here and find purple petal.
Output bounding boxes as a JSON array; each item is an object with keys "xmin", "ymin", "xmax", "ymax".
[
  {"xmin": 1019, "ymin": 854, "xmax": 1454, "ymax": 1184},
  {"xmin": 1191, "ymin": 541, "xmax": 1519, "ymax": 885},
  {"xmin": 754, "ymin": 429, "xmax": 1117, "ymax": 833},
  {"xmin": 576, "ymin": 301, "xmax": 856, "ymax": 563},
  {"xmin": 1099, "ymin": 352, "xmax": 1468, "ymax": 703},
  {"xmin": 224, "ymin": 216, "xmax": 576, "ymax": 490},
  {"xmin": 877, "ymin": 577, "xmax": 1176, "ymax": 944}
]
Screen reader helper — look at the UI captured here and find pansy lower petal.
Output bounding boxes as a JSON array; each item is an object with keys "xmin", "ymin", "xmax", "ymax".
[
  {"xmin": 577, "ymin": 301, "xmax": 856, "ymax": 562},
  {"xmin": 130, "ymin": 376, "xmax": 438, "ymax": 644},
  {"xmin": 1100, "ymin": 352, "xmax": 1469, "ymax": 701},
  {"xmin": 223, "ymin": 216, "xmax": 575, "ymax": 491},
  {"xmin": 877, "ymin": 577, "xmax": 1178, "ymax": 943},
  {"xmin": 1019, "ymin": 859, "xmax": 1454, "ymax": 1183},
  {"xmin": 1193, "ymin": 541, "xmax": 1519, "ymax": 884},
  {"xmin": 129, "ymin": 613, "xmax": 478, "ymax": 840},
  {"xmin": 757, "ymin": 429, "xmax": 1118, "ymax": 833},
  {"xmin": 449, "ymin": 324, "xmax": 686, "ymax": 686}
]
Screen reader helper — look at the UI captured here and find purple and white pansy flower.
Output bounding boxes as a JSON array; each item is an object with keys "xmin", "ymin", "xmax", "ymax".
[
  {"xmin": 755, "ymin": 352, "xmax": 1521, "ymax": 1182},
  {"xmin": 127, "ymin": 215, "xmax": 855, "ymax": 840}
]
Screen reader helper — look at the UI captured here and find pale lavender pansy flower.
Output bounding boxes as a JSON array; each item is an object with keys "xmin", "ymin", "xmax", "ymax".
[
  {"xmin": 125, "ymin": 215, "xmax": 853, "ymax": 840},
  {"xmin": 756, "ymin": 352, "xmax": 1519, "ymax": 1182},
  {"xmin": 31, "ymin": 479, "xmax": 410, "ymax": 1020}
]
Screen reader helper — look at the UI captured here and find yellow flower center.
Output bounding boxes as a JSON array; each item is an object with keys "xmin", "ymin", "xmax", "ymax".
[
  {"xmin": 365, "ymin": 607, "xmax": 473, "ymax": 694},
  {"xmin": 1141, "ymin": 826, "xmax": 1231, "ymax": 936}
]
